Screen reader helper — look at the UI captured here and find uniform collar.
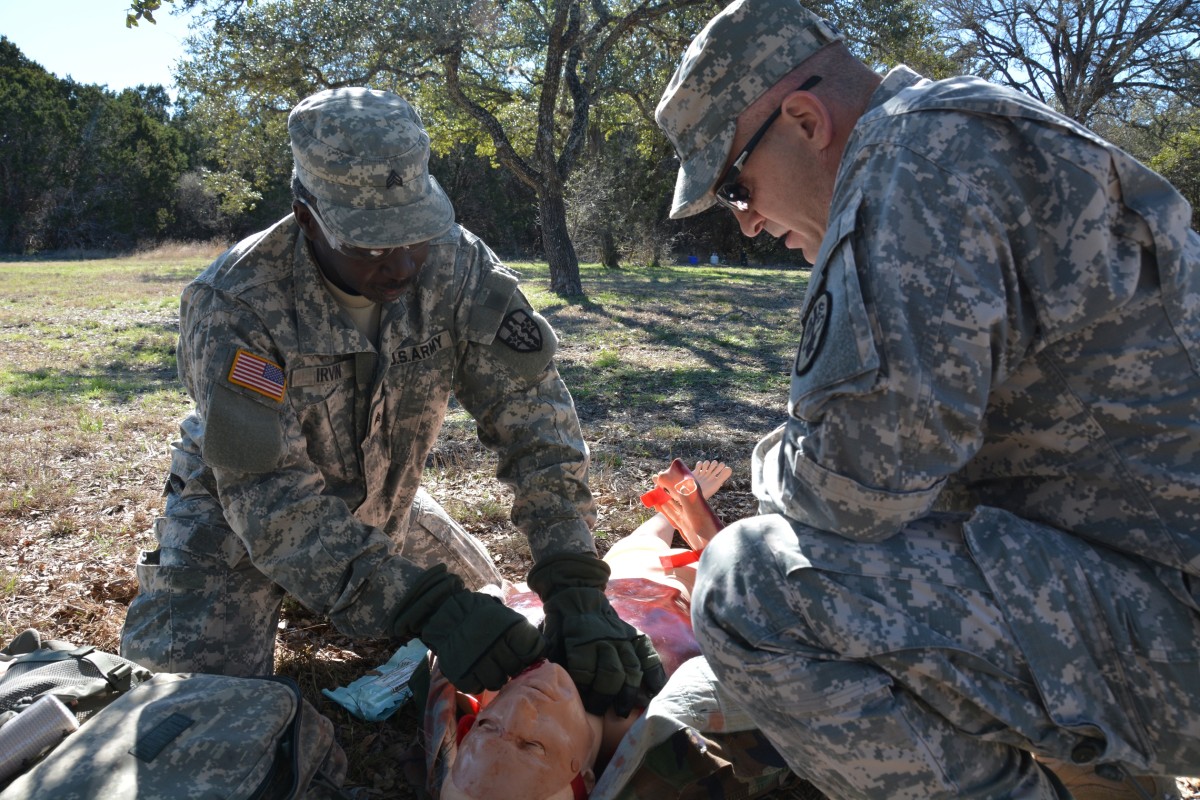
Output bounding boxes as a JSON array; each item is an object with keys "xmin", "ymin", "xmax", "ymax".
[
  {"xmin": 292, "ymin": 225, "xmax": 377, "ymax": 356},
  {"xmin": 864, "ymin": 65, "xmax": 928, "ymax": 114}
]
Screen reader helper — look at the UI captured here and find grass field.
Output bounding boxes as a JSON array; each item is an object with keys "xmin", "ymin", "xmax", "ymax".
[
  {"xmin": 4, "ymin": 247, "xmax": 1199, "ymax": 799},
  {"xmin": 0, "ymin": 245, "xmax": 820, "ymax": 798}
]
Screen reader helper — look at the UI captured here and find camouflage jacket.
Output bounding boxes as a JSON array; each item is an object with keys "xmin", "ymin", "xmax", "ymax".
[
  {"xmin": 758, "ymin": 66, "xmax": 1200, "ymax": 575},
  {"xmin": 164, "ymin": 216, "xmax": 596, "ymax": 638}
]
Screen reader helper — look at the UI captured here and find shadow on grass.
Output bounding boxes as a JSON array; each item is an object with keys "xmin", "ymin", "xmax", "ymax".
[
  {"xmin": 540, "ymin": 267, "xmax": 807, "ymax": 370},
  {"xmin": 560, "ymin": 361, "xmax": 787, "ymax": 444},
  {"xmin": 2, "ymin": 364, "xmax": 180, "ymax": 402},
  {"xmin": 540, "ymin": 266, "xmax": 809, "ymax": 446}
]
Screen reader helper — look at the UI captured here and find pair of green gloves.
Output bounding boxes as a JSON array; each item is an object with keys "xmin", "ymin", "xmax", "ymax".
[{"xmin": 392, "ymin": 553, "xmax": 666, "ymax": 716}]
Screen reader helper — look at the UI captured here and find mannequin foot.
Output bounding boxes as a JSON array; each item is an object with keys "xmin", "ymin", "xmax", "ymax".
[{"xmin": 692, "ymin": 460, "xmax": 731, "ymax": 499}]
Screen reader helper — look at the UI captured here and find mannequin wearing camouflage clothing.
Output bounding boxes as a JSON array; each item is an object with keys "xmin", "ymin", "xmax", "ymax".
[
  {"xmin": 122, "ymin": 89, "xmax": 665, "ymax": 715},
  {"xmin": 656, "ymin": 1, "xmax": 1200, "ymax": 798}
]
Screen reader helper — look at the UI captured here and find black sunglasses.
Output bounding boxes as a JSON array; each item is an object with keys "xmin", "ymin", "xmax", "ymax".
[{"xmin": 713, "ymin": 75, "xmax": 823, "ymax": 212}]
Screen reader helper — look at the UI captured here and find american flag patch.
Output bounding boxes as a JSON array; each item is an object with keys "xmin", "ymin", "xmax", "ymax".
[{"xmin": 228, "ymin": 349, "xmax": 286, "ymax": 402}]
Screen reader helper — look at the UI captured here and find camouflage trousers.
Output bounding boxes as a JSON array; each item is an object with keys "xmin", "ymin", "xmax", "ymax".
[
  {"xmin": 691, "ymin": 508, "xmax": 1200, "ymax": 799},
  {"xmin": 120, "ymin": 488, "xmax": 501, "ymax": 676}
]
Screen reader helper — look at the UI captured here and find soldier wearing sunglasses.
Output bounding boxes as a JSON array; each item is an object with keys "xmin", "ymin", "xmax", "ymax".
[{"xmin": 656, "ymin": 0, "xmax": 1200, "ymax": 798}]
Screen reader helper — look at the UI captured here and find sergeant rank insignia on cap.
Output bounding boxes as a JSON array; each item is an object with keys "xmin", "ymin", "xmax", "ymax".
[{"xmin": 229, "ymin": 349, "xmax": 287, "ymax": 402}]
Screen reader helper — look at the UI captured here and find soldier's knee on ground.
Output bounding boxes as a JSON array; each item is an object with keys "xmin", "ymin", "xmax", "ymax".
[{"xmin": 121, "ymin": 545, "xmax": 283, "ymax": 676}]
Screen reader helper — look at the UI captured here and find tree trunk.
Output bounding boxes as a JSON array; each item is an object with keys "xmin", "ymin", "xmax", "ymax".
[
  {"xmin": 600, "ymin": 227, "xmax": 620, "ymax": 269},
  {"xmin": 539, "ymin": 188, "xmax": 584, "ymax": 296}
]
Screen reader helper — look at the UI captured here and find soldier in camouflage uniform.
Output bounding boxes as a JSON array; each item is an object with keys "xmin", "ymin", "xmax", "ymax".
[
  {"xmin": 120, "ymin": 88, "xmax": 665, "ymax": 716},
  {"xmin": 655, "ymin": 0, "xmax": 1200, "ymax": 798}
]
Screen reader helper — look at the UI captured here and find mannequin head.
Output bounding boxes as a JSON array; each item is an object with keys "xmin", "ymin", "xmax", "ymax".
[{"xmin": 441, "ymin": 660, "xmax": 601, "ymax": 800}]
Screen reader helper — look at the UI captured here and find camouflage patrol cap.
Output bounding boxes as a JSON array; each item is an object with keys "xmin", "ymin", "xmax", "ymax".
[
  {"xmin": 655, "ymin": 0, "xmax": 842, "ymax": 219},
  {"xmin": 289, "ymin": 87, "xmax": 455, "ymax": 248}
]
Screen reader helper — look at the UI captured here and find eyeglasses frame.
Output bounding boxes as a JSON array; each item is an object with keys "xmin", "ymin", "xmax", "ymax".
[
  {"xmin": 713, "ymin": 74, "xmax": 823, "ymax": 213},
  {"xmin": 298, "ymin": 198, "xmax": 393, "ymax": 259}
]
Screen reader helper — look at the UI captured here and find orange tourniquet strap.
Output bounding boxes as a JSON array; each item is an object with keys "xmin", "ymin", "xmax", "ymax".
[
  {"xmin": 659, "ymin": 549, "xmax": 702, "ymax": 569},
  {"xmin": 641, "ymin": 487, "xmax": 670, "ymax": 508}
]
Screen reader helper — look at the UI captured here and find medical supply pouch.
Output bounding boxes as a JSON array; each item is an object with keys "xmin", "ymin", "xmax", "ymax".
[
  {"xmin": 0, "ymin": 628, "xmax": 151, "ymax": 730},
  {"xmin": 0, "ymin": 630, "xmax": 347, "ymax": 800},
  {"xmin": 322, "ymin": 638, "xmax": 428, "ymax": 722}
]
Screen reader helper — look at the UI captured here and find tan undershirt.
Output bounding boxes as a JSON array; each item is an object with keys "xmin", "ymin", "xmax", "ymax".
[{"xmin": 321, "ymin": 273, "xmax": 382, "ymax": 346}]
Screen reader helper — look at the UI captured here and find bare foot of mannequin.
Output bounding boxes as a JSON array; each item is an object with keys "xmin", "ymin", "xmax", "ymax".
[
  {"xmin": 692, "ymin": 460, "xmax": 732, "ymax": 499},
  {"xmin": 653, "ymin": 459, "xmax": 725, "ymax": 552}
]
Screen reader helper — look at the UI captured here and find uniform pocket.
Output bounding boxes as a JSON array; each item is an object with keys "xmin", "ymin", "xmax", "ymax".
[{"xmin": 287, "ymin": 355, "xmax": 361, "ymax": 484}]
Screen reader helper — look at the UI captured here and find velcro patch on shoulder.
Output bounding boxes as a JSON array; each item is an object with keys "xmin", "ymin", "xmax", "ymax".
[
  {"xmin": 227, "ymin": 348, "xmax": 286, "ymax": 402},
  {"xmin": 794, "ymin": 290, "xmax": 831, "ymax": 376},
  {"xmin": 466, "ymin": 267, "xmax": 521, "ymax": 344},
  {"xmin": 203, "ymin": 382, "xmax": 285, "ymax": 474},
  {"xmin": 484, "ymin": 300, "xmax": 557, "ymax": 379}
]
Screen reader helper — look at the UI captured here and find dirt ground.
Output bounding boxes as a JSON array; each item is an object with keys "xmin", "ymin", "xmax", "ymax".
[{"xmin": 1, "ymin": 252, "xmax": 1196, "ymax": 799}]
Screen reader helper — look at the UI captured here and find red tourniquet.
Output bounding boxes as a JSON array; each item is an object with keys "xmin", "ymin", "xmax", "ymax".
[
  {"xmin": 658, "ymin": 549, "xmax": 702, "ymax": 568},
  {"xmin": 641, "ymin": 486, "xmax": 704, "ymax": 568}
]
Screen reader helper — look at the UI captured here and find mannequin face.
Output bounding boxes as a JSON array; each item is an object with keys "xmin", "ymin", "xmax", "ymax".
[{"xmin": 445, "ymin": 661, "xmax": 596, "ymax": 800}]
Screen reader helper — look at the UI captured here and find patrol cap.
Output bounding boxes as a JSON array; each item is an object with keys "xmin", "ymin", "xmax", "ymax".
[
  {"xmin": 655, "ymin": 0, "xmax": 842, "ymax": 219},
  {"xmin": 289, "ymin": 87, "xmax": 455, "ymax": 248}
]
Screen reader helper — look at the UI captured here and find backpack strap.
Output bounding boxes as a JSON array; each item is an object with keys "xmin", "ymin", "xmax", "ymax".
[
  {"xmin": 1, "ymin": 645, "xmax": 151, "ymax": 718},
  {"xmin": 7, "ymin": 647, "xmax": 138, "ymax": 689},
  {"xmin": 70, "ymin": 648, "xmax": 139, "ymax": 693}
]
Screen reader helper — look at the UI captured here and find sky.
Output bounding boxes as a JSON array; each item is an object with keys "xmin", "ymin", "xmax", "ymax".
[{"xmin": 1, "ymin": 0, "xmax": 197, "ymax": 95}]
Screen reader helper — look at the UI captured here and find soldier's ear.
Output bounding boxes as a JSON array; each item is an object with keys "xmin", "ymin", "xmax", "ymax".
[
  {"xmin": 780, "ymin": 89, "xmax": 833, "ymax": 152},
  {"xmin": 293, "ymin": 200, "xmax": 319, "ymax": 242}
]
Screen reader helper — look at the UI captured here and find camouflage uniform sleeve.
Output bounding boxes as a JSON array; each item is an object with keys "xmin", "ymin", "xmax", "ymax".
[
  {"xmin": 178, "ymin": 282, "xmax": 427, "ymax": 639},
  {"xmin": 769, "ymin": 142, "xmax": 1036, "ymax": 541},
  {"xmin": 450, "ymin": 243, "xmax": 597, "ymax": 562}
]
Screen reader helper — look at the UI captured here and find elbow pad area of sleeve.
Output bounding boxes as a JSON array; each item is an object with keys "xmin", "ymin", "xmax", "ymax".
[{"xmin": 203, "ymin": 381, "xmax": 285, "ymax": 473}]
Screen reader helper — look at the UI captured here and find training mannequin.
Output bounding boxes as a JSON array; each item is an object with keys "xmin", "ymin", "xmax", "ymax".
[{"xmin": 425, "ymin": 461, "xmax": 731, "ymax": 800}]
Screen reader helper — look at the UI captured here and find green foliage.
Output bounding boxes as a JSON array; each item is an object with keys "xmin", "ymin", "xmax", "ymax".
[
  {"xmin": 11, "ymin": 0, "xmax": 1198, "ymax": 266},
  {"xmin": 0, "ymin": 38, "xmax": 189, "ymax": 253},
  {"xmin": 1091, "ymin": 94, "xmax": 1200, "ymax": 227},
  {"xmin": 1151, "ymin": 126, "xmax": 1200, "ymax": 228},
  {"xmin": 815, "ymin": 0, "xmax": 958, "ymax": 76},
  {"xmin": 169, "ymin": 0, "xmax": 762, "ymax": 293}
]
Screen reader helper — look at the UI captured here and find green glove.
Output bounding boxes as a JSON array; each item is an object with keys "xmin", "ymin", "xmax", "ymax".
[
  {"xmin": 529, "ymin": 553, "xmax": 667, "ymax": 716},
  {"xmin": 393, "ymin": 564, "xmax": 546, "ymax": 694}
]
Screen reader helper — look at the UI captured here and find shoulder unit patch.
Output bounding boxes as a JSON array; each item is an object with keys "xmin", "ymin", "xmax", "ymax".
[
  {"xmin": 496, "ymin": 309, "xmax": 543, "ymax": 353},
  {"xmin": 794, "ymin": 291, "xmax": 831, "ymax": 377},
  {"xmin": 228, "ymin": 349, "xmax": 287, "ymax": 402}
]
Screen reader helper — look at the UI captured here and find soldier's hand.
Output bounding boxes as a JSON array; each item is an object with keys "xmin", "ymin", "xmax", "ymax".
[
  {"xmin": 421, "ymin": 591, "xmax": 546, "ymax": 694},
  {"xmin": 529, "ymin": 553, "xmax": 668, "ymax": 716},
  {"xmin": 392, "ymin": 565, "xmax": 545, "ymax": 694}
]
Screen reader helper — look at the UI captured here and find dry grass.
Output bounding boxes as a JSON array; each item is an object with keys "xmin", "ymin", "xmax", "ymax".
[
  {"xmin": 0, "ymin": 248, "xmax": 817, "ymax": 798},
  {"xmin": 2, "ymin": 248, "xmax": 1191, "ymax": 800}
]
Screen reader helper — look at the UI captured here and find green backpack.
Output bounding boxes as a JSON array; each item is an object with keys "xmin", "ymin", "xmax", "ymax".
[{"xmin": 0, "ymin": 629, "xmax": 348, "ymax": 799}]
